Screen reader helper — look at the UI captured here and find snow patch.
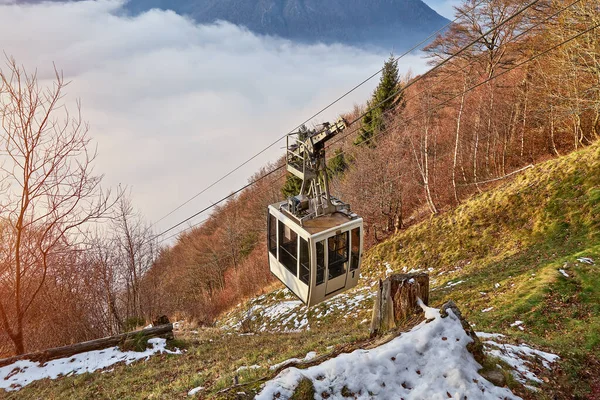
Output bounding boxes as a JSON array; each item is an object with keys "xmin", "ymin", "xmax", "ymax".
[
  {"xmin": 258, "ymin": 306, "xmax": 520, "ymax": 400},
  {"xmin": 270, "ymin": 351, "xmax": 318, "ymax": 371},
  {"xmin": 577, "ymin": 257, "xmax": 594, "ymax": 265},
  {"xmin": 475, "ymin": 332, "xmax": 505, "ymax": 339},
  {"xmin": 384, "ymin": 262, "xmax": 393, "ymax": 275},
  {"xmin": 481, "ymin": 307, "xmax": 494, "ymax": 313},
  {"xmin": 483, "ymin": 341, "xmax": 559, "ymax": 383},
  {"xmin": 236, "ymin": 364, "xmax": 261, "ymax": 372},
  {"xmin": 446, "ymin": 280, "xmax": 465, "ymax": 288},
  {"xmin": 0, "ymin": 338, "xmax": 181, "ymax": 391},
  {"xmin": 263, "ymin": 301, "xmax": 303, "ymax": 321},
  {"xmin": 173, "ymin": 321, "xmax": 184, "ymax": 330},
  {"xmin": 558, "ymin": 269, "xmax": 569, "ymax": 278},
  {"xmin": 222, "ymin": 286, "xmax": 375, "ymax": 333},
  {"xmin": 188, "ymin": 386, "xmax": 205, "ymax": 396}
]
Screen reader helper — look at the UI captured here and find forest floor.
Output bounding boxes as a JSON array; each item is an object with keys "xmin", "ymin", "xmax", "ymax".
[{"xmin": 1, "ymin": 144, "xmax": 599, "ymax": 399}]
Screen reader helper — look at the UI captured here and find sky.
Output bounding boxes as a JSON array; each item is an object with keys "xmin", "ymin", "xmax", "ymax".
[
  {"xmin": 423, "ymin": 0, "xmax": 461, "ymax": 19},
  {"xmin": 0, "ymin": 0, "xmax": 431, "ymax": 240}
]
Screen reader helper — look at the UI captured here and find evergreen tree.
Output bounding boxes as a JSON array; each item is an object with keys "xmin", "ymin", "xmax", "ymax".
[
  {"xmin": 327, "ymin": 148, "xmax": 348, "ymax": 178},
  {"xmin": 281, "ymin": 174, "xmax": 302, "ymax": 198},
  {"xmin": 354, "ymin": 54, "xmax": 405, "ymax": 146}
]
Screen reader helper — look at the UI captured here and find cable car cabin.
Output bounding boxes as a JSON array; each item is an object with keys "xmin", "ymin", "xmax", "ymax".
[{"xmin": 268, "ymin": 201, "xmax": 363, "ymax": 307}]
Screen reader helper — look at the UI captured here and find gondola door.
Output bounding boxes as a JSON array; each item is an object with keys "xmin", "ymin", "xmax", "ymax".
[{"xmin": 325, "ymin": 231, "xmax": 349, "ymax": 295}]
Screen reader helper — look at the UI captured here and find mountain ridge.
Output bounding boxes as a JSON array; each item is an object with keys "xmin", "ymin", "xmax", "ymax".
[{"xmin": 122, "ymin": 0, "xmax": 449, "ymax": 49}]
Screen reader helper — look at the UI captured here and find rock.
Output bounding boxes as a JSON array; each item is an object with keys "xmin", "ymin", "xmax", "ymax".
[{"xmin": 480, "ymin": 368, "xmax": 507, "ymax": 387}]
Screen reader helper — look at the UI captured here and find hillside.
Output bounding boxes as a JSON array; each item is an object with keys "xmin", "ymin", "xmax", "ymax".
[
  {"xmin": 122, "ymin": 0, "xmax": 449, "ymax": 49},
  {"xmin": 4, "ymin": 130, "xmax": 599, "ymax": 399}
]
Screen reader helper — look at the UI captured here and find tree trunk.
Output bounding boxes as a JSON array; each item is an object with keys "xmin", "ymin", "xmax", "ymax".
[
  {"xmin": 452, "ymin": 77, "xmax": 467, "ymax": 204},
  {"xmin": 473, "ymin": 98, "xmax": 483, "ymax": 193},
  {"xmin": 423, "ymin": 125, "xmax": 438, "ymax": 215},
  {"xmin": 550, "ymin": 105, "xmax": 560, "ymax": 156},
  {"xmin": 370, "ymin": 273, "xmax": 429, "ymax": 337}
]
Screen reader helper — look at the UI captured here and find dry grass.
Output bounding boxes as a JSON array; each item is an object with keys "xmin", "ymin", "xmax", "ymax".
[{"xmin": 3, "ymin": 142, "xmax": 600, "ymax": 399}]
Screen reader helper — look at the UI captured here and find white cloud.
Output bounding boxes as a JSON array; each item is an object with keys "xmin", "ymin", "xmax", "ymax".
[{"xmin": 0, "ymin": 0, "xmax": 428, "ymax": 236}]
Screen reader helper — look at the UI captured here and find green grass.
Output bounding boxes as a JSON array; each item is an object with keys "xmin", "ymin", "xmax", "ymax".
[
  {"xmin": 3, "ymin": 143, "xmax": 600, "ymax": 399},
  {"xmin": 290, "ymin": 378, "xmax": 316, "ymax": 400},
  {"xmin": 362, "ymin": 142, "xmax": 600, "ymax": 398},
  {"xmin": 2, "ymin": 321, "xmax": 371, "ymax": 400}
]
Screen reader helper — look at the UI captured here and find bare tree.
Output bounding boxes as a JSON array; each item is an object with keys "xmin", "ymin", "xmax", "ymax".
[
  {"xmin": 409, "ymin": 90, "xmax": 439, "ymax": 215},
  {"xmin": 113, "ymin": 195, "xmax": 155, "ymax": 324},
  {"xmin": 0, "ymin": 58, "xmax": 114, "ymax": 355},
  {"xmin": 85, "ymin": 233, "xmax": 124, "ymax": 335}
]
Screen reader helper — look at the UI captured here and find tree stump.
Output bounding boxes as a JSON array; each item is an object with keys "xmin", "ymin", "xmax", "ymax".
[
  {"xmin": 153, "ymin": 315, "xmax": 170, "ymax": 327},
  {"xmin": 370, "ymin": 272, "xmax": 429, "ymax": 337}
]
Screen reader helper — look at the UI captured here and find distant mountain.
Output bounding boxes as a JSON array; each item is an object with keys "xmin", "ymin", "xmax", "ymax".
[{"xmin": 123, "ymin": 0, "xmax": 449, "ymax": 50}]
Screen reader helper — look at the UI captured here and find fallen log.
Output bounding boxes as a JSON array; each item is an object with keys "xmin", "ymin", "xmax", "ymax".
[{"xmin": 0, "ymin": 324, "xmax": 173, "ymax": 368}]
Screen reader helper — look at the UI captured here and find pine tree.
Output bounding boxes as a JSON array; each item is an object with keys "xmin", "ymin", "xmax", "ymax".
[
  {"xmin": 327, "ymin": 148, "xmax": 348, "ymax": 178},
  {"xmin": 281, "ymin": 174, "xmax": 302, "ymax": 198},
  {"xmin": 355, "ymin": 54, "xmax": 405, "ymax": 146}
]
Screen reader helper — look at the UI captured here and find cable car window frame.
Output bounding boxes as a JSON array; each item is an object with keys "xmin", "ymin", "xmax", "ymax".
[
  {"xmin": 278, "ymin": 220, "xmax": 298, "ymax": 276},
  {"xmin": 316, "ymin": 240, "xmax": 325, "ymax": 286},
  {"xmin": 299, "ymin": 237, "xmax": 310, "ymax": 285},
  {"xmin": 328, "ymin": 231, "xmax": 348, "ymax": 280},
  {"xmin": 350, "ymin": 227, "xmax": 360, "ymax": 271},
  {"xmin": 268, "ymin": 214, "xmax": 277, "ymax": 257}
]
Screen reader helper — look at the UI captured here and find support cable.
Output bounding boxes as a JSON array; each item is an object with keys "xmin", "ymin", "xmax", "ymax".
[
  {"xmin": 148, "ymin": 0, "xmax": 488, "ymax": 229},
  {"xmin": 153, "ymin": 0, "xmax": 590, "ymax": 244}
]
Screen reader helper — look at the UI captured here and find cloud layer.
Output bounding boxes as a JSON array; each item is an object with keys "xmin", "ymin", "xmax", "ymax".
[{"xmin": 0, "ymin": 0, "xmax": 428, "ymax": 235}]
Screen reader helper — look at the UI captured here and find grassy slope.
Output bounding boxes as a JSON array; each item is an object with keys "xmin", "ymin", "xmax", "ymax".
[
  {"xmin": 3, "ymin": 143, "xmax": 599, "ymax": 399},
  {"xmin": 366, "ymin": 142, "xmax": 600, "ymax": 398}
]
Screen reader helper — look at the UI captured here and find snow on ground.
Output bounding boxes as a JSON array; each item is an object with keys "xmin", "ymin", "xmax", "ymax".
[
  {"xmin": 236, "ymin": 364, "xmax": 261, "ymax": 372},
  {"xmin": 475, "ymin": 332, "xmax": 505, "ymax": 339},
  {"xmin": 430, "ymin": 279, "xmax": 467, "ymax": 292},
  {"xmin": 510, "ymin": 321, "xmax": 525, "ymax": 331},
  {"xmin": 483, "ymin": 340, "xmax": 559, "ymax": 384},
  {"xmin": 384, "ymin": 262, "xmax": 393, "ymax": 275},
  {"xmin": 188, "ymin": 386, "xmax": 205, "ymax": 396},
  {"xmin": 446, "ymin": 280, "xmax": 465, "ymax": 288},
  {"xmin": 263, "ymin": 301, "xmax": 303, "ymax": 321},
  {"xmin": 558, "ymin": 269, "xmax": 569, "ymax": 278},
  {"xmin": 270, "ymin": 351, "xmax": 318, "ymax": 371},
  {"xmin": 256, "ymin": 305, "xmax": 520, "ymax": 400},
  {"xmin": 219, "ymin": 287, "xmax": 375, "ymax": 333},
  {"xmin": 0, "ymin": 338, "xmax": 181, "ymax": 391}
]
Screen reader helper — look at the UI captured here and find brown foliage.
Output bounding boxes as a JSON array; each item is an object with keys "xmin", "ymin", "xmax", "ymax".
[
  {"xmin": 138, "ymin": 0, "xmax": 600, "ymax": 323},
  {"xmin": 2, "ymin": 0, "xmax": 599, "ymax": 357},
  {"xmin": 138, "ymin": 163, "xmax": 283, "ymax": 325}
]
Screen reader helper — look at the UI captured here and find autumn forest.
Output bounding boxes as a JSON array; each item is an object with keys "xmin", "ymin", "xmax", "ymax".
[{"xmin": 0, "ymin": 0, "xmax": 599, "ymax": 357}]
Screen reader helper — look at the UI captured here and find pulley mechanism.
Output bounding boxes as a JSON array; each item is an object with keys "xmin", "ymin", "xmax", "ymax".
[{"xmin": 285, "ymin": 118, "xmax": 352, "ymax": 224}]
